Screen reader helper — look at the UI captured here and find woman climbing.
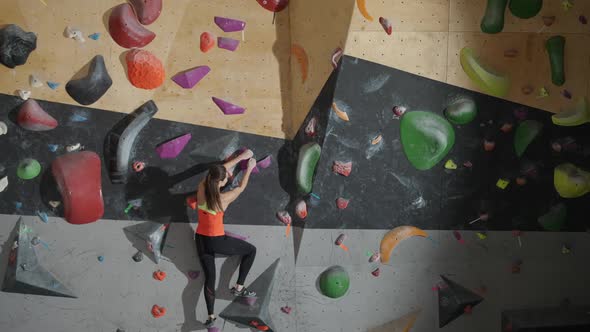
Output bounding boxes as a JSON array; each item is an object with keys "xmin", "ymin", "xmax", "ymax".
[{"xmin": 195, "ymin": 149, "xmax": 258, "ymax": 327}]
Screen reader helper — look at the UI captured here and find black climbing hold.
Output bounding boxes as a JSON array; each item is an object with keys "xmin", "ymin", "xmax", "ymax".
[
  {"xmin": 132, "ymin": 251, "xmax": 143, "ymax": 262},
  {"xmin": 438, "ymin": 275, "xmax": 483, "ymax": 327},
  {"xmin": 0, "ymin": 24, "xmax": 37, "ymax": 69},
  {"xmin": 66, "ymin": 55, "xmax": 113, "ymax": 105}
]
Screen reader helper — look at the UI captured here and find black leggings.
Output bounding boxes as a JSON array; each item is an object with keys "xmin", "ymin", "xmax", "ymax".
[{"xmin": 195, "ymin": 234, "xmax": 257, "ymax": 315}]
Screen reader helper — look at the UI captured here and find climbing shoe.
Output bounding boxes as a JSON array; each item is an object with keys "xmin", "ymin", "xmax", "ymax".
[{"xmin": 231, "ymin": 286, "xmax": 256, "ymax": 297}]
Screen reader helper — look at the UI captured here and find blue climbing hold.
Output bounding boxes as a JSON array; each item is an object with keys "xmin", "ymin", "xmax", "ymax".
[
  {"xmin": 70, "ymin": 113, "xmax": 88, "ymax": 122},
  {"xmin": 48, "ymin": 144, "xmax": 59, "ymax": 152},
  {"xmin": 46, "ymin": 81, "xmax": 60, "ymax": 90},
  {"xmin": 98, "ymin": 255, "xmax": 104, "ymax": 262},
  {"xmin": 88, "ymin": 33, "xmax": 100, "ymax": 41},
  {"xmin": 36, "ymin": 211, "xmax": 48, "ymax": 223},
  {"xmin": 15, "ymin": 202, "xmax": 23, "ymax": 209}
]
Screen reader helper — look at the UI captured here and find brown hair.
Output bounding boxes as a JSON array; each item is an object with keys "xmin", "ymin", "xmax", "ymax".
[{"xmin": 204, "ymin": 164, "xmax": 227, "ymax": 212}]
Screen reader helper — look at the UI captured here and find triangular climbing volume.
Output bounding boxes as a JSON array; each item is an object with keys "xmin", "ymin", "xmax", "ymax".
[
  {"xmin": 2, "ymin": 218, "xmax": 76, "ymax": 298},
  {"xmin": 220, "ymin": 258, "xmax": 280, "ymax": 331},
  {"xmin": 438, "ymin": 275, "xmax": 483, "ymax": 327}
]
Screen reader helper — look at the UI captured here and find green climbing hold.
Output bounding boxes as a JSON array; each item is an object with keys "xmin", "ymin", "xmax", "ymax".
[
  {"xmin": 401, "ymin": 111, "xmax": 455, "ymax": 171},
  {"xmin": 460, "ymin": 47, "xmax": 510, "ymax": 97},
  {"xmin": 552, "ymin": 98, "xmax": 590, "ymax": 126},
  {"xmin": 509, "ymin": 0, "xmax": 543, "ymax": 19},
  {"xmin": 546, "ymin": 35, "xmax": 565, "ymax": 86},
  {"xmin": 554, "ymin": 163, "xmax": 590, "ymax": 198},
  {"xmin": 296, "ymin": 142, "xmax": 321, "ymax": 194},
  {"xmin": 319, "ymin": 265, "xmax": 350, "ymax": 299},
  {"xmin": 537, "ymin": 203, "xmax": 566, "ymax": 231},
  {"xmin": 17, "ymin": 158, "xmax": 41, "ymax": 180},
  {"xmin": 513, "ymin": 120, "xmax": 543, "ymax": 157},
  {"xmin": 481, "ymin": 0, "xmax": 509, "ymax": 34},
  {"xmin": 444, "ymin": 97, "xmax": 477, "ymax": 125}
]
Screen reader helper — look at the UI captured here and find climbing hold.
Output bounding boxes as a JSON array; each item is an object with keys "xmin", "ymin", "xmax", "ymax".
[
  {"xmin": 48, "ymin": 201, "xmax": 61, "ymax": 208},
  {"xmin": 400, "ymin": 111, "xmax": 455, "ymax": 171},
  {"xmin": 17, "ymin": 159, "xmax": 41, "ymax": 180},
  {"xmin": 97, "ymin": 255, "xmax": 104, "ymax": 262},
  {"xmin": 562, "ymin": 89, "xmax": 572, "ymax": 99},
  {"xmin": 0, "ymin": 24, "xmax": 37, "ymax": 68},
  {"xmin": 509, "ymin": 0, "xmax": 543, "ymax": 19},
  {"xmin": 500, "ymin": 121, "xmax": 513, "ymax": 133},
  {"xmin": 88, "ymin": 33, "xmax": 100, "ymax": 41},
  {"xmin": 156, "ymin": 133, "xmax": 191, "ymax": 159},
  {"xmin": 188, "ymin": 270, "xmax": 200, "ymax": 279},
  {"xmin": 463, "ymin": 161, "xmax": 473, "ymax": 168},
  {"xmin": 515, "ymin": 176, "xmax": 527, "ymax": 186},
  {"xmin": 15, "ymin": 202, "xmax": 22, "ymax": 209},
  {"xmin": 438, "ymin": 275, "xmax": 484, "ymax": 327},
  {"xmin": 17, "ymin": 90, "xmax": 31, "ymax": 100},
  {"xmin": 256, "ymin": 0, "xmax": 289, "ymax": 12},
  {"xmin": 29, "ymin": 75, "xmax": 43, "ymax": 88},
  {"xmin": 70, "ymin": 113, "xmax": 88, "ymax": 122},
  {"xmin": 281, "ymin": 306, "xmax": 292, "ymax": 314},
  {"xmin": 579, "ymin": 15, "xmax": 588, "ymax": 25},
  {"xmin": 257, "ymin": 155, "xmax": 272, "ymax": 169},
  {"xmin": 276, "ymin": 211, "xmax": 292, "ymax": 225},
  {"xmin": 126, "ymin": 49, "xmax": 165, "ymax": 90},
  {"xmin": 330, "ymin": 162, "xmax": 352, "ymax": 179},
  {"xmin": 200, "ymin": 32, "xmax": 215, "ymax": 53},
  {"xmin": 460, "ymin": 47, "xmax": 510, "ymax": 97},
  {"xmin": 562, "ymin": 0, "xmax": 573, "ymax": 11},
  {"xmin": 331, "ymin": 47, "xmax": 343, "ymax": 69},
  {"xmin": 151, "ymin": 305, "xmax": 166, "ymax": 318},
  {"xmin": 371, "ymin": 135, "xmax": 382, "ymax": 145},
  {"xmin": 295, "ymin": 200, "xmax": 307, "ymax": 219},
  {"xmin": 356, "ymin": 0, "xmax": 373, "ymax": 21},
  {"xmin": 46, "ymin": 81, "xmax": 60, "ymax": 90},
  {"xmin": 379, "ymin": 17, "xmax": 392, "ymax": 35},
  {"xmin": 305, "ymin": 116, "xmax": 317, "ymax": 137},
  {"xmin": 546, "ymin": 36, "xmax": 565, "ymax": 86},
  {"xmin": 554, "ymin": 163, "xmax": 590, "ymax": 198},
  {"xmin": 444, "ymin": 160, "xmax": 457, "ymax": 170},
  {"xmin": 369, "ymin": 252, "xmax": 380, "ymax": 263},
  {"xmin": 514, "ymin": 108, "xmax": 528, "ymax": 120},
  {"xmin": 496, "ymin": 178, "xmax": 510, "ymax": 189},
  {"xmin": 538, "ymin": 86, "xmax": 549, "ymax": 97},
  {"xmin": 319, "ymin": 266, "xmax": 350, "ymax": 298},
  {"xmin": 133, "ymin": 161, "xmax": 145, "ymax": 172},
  {"xmin": 380, "ymin": 226, "xmax": 428, "ymax": 262},
  {"xmin": 371, "ymin": 268, "xmax": 380, "ymax": 277},
  {"xmin": 212, "ymin": 97, "xmax": 245, "ymax": 115},
  {"xmin": 214, "ymin": 16, "xmax": 246, "ymax": 32},
  {"xmin": 17, "ymin": 99, "xmax": 58, "ymax": 131},
  {"xmin": 132, "ymin": 251, "xmax": 144, "ymax": 262},
  {"xmin": 108, "ymin": 3, "xmax": 156, "ymax": 48},
  {"xmin": 514, "ymin": 120, "xmax": 543, "ymax": 157},
  {"xmin": 542, "ymin": 15, "xmax": 556, "ymax": 26},
  {"xmin": 129, "ymin": 0, "xmax": 162, "ymax": 25},
  {"xmin": 0, "ymin": 176, "xmax": 7, "ymax": 192},
  {"xmin": 217, "ymin": 37, "xmax": 239, "ymax": 51},
  {"xmin": 291, "ymin": 44, "xmax": 309, "ymax": 84},
  {"xmin": 453, "ymin": 230, "xmax": 465, "ymax": 244},
  {"xmin": 476, "ymin": 232, "xmax": 487, "ymax": 240},
  {"xmin": 504, "ymin": 49, "xmax": 518, "ymax": 57},
  {"xmin": 66, "ymin": 143, "xmax": 82, "ymax": 152},
  {"xmin": 481, "ymin": 0, "xmax": 508, "ymax": 33},
  {"xmin": 392, "ymin": 105, "xmax": 407, "ymax": 119},
  {"xmin": 444, "ymin": 97, "xmax": 477, "ymax": 125},
  {"xmin": 484, "ymin": 139, "xmax": 495, "ymax": 152},
  {"xmin": 521, "ymin": 85, "xmax": 533, "ymax": 95},
  {"xmin": 47, "ymin": 144, "xmax": 58, "ymax": 152},
  {"xmin": 64, "ymin": 26, "xmax": 85, "ymax": 42},
  {"xmin": 552, "ymin": 98, "xmax": 590, "ymax": 126},
  {"xmin": 335, "ymin": 234, "xmax": 347, "ymax": 246},
  {"xmin": 153, "ymin": 270, "xmax": 166, "ymax": 281},
  {"xmin": 561, "ymin": 244, "xmax": 571, "ymax": 254},
  {"xmin": 296, "ymin": 142, "xmax": 321, "ymax": 194},
  {"xmin": 171, "ymin": 66, "xmax": 211, "ymax": 89},
  {"xmin": 37, "ymin": 211, "xmax": 48, "ymax": 223},
  {"xmin": 331, "ymin": 102, "xmax": 350, "ymax": 121},
  {"xmin": 538, "ymin": 203, "xmax": 566, "ymax": 231},
  {"xmin": 66, "ymin": 55, "xmax": 113, "ymax": 105},
  {"xmin": 336, "ymin": 197, "xmax": 349, "ymax": 210},
  {"xmin": 31, "ymin": 236, "xmax": 41, "ymax": 246}
]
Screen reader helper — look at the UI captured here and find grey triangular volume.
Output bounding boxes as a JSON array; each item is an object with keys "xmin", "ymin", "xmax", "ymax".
[
  {"xmin": 220, "ymin": 258, "xmax": 280, "ymax": 332},
  {"xmin": 438, "ymin": 275, "xmax": 483, "ymax": 328},
  {"xmin": 2, "ymin": 218, "xmax": 76, "ymax": 298}
]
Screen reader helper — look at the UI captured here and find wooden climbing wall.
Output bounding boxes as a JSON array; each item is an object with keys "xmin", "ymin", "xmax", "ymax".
[{"xmin": 345, "ymin": 0, "xmax": 590, "ymax": 114}]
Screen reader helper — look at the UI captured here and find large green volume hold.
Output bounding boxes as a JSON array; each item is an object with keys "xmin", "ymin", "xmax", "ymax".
[
  {"xmin": 481, "ymin": 0, "xmax": 509, "ymax": 34},
  {"xmin": 296, "ymin": 142, "xmax": 321, "ymax": 194},
  {"xmin": 319, "ymin": 266, "xmax": 350, "ymax": 299},
  {"xmin": 546, "ymin": 35, "xmax": 565, "ymax": 86},
  {"xmin": 514, "ymin": 120, "xmax": 543, "ymax": 157},
  {"xmin": 509, "ymin": 0, "xmax": 543, "ymax": 19}
]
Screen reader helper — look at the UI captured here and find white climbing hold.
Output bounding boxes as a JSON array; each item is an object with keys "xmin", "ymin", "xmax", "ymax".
[
  {"xmin": 0, "ymin": 176, "xmax": 8, "ymax": 192},
  {"xmin": 66, "ymin": 143, "xmax": 82, "ymax": 152},
  {"xmin": 48, "ymin": 201, "xmax": 61, "ymax": 208},
  {"xmin": 0, "ymin": 121, "xmax": 7, "ymax": 135},
  {"xmin": 29, "ymin": 74, "xmax": 43, "ymax": 88},
  {"xmin": 64, "ymin": 26, "xmax": 85, "ymax": 42},
  {"xmin": 17, "ymin": 89, "xmax": 31, "ymax": 100}
]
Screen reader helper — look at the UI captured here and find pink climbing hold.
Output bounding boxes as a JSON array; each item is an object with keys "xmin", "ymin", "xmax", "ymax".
[
  {"xmin": 171, "ymin": 66, "xmax": 211, "ymax": 89},
  {"xmin": 281, "ymin": 306, "xmax": 292, "ymax": 314},
  {"xmin": 331, "ymin": 47, "xmax": 343, "ymax": 69},
  {"xmin": 276, "ymin": 211, "xmax": 292, "ymax": 225},
  {"xmin": 336, "ymin": 197, "xmax": 349, "ymax": 210},
  {"xmin": 453, "ymin": 230, "xmax": 465, "ymax": 244},
  {"xmin": 129, "ymin": 0, "xmax": 162, "ymax": 25},
  {"xmin": 305, "ymin": 116, "xmax": 318, "ymax": 137},
  {"xmin": 371, "ymin": 268, "xmax": 380, "ymax": 277},
  {"xmin": 332, "ymin": 161, "xmax": 352, "ymax": 177},
  {"xmin": 379, "ymin": 17, "xmax": 393, "ymax": 35},
  {"xmin": 217, "ymin": 37, "xmax": 239, "ymax": 51},
  {"xmin": 155, "ymin": 133, "xmax": 191, "ymax": 159},
  {"xmin": 257, "ymin": 155, "xmax": 272, "ymax": 169},
  {"xmin": 207, "ymin": 327, "xmax": 220, "ymax": 332},
  {"xmin": 17, "ymin": 99, "xmax": 58, "ymax": 131},
  {"xmin": 212, "ymin": 97, "xmax": 245, "ymax": 115},
  {"xmin": 295, "ymin": 199, "xmax": 307, "ymax": 219},
  {"xmin": 214, "ymin": 16, "xmax": 246, "ymax": 32},
  {"xmin": 240, "ymin": 159, "xmax": 259, "ymax": 173}
]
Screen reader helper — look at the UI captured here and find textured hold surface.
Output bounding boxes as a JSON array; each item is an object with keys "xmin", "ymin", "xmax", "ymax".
[
  {"xmin": 125, "ymin": 49, "xmax": 165, "ymax": 90},
  {"xmin": 108, "ymin": 3, "xmax": 156, "ymax": 48},
  {"xmin": 296, "ymin": 142, "xmax": 321, "ymax": 194},
  {"xmin": 171, "ymin": 66, "xmax": 210, "ymax": 89},
  {"xmin": 52, "ymin": 151, "xmax": 104, "ymax": 224},
  {"xmin": 16, "ymin": 159, "xmax": 41, "ymax": 180},
  {"xmin": 509, "ymin": 0, "xmax": 543, "ymax": 19},
  {"xmin": 129, "ymin": 0, "xmax": 162, "ymax": 25},
  {"xmin": 256, "ymin": 0, "xmax": 289, "ymax": 12},
  {"xmin": 552, "ymin": 97, "xmax": 590, "ymax": 126},
  {"xmin": 438, "ymin": 275, "xmax": 484, "ymax": 328},
  {"xmin": 2, "ymin": 219, "xmax": 76, "ymax": 298},
  {"xmin": 156, "ymin": 133, "xmax": 191, "ymax": 159},
  {"xmin": 546, "ymin": 35, "xmax": 566, "ymax": 86},
  {"xmin": 537, "ymin": 203, "xmax": 567, "ymax": 231},
  {"xmin": 380, "ymin": 226, "xmax": 428, "ymax": 262},
  {"xmin": 444, "ymin": 97, "xmax": 477, "ymax": 125},
  {"xmin": 17, "ymin": 99, "xmax": 58, "ymax": 131},
  {"xmin": 66, "ymin": 55, "xmax": 113, "ymax": 105},
  {"xmin": 513, "ymin": 120, "xmax": 543, "ymax": 157},
  {"xmin": 460, "ymin": 47, "xmax": 510, "ymax": 97},
  {"xmin": 200, "ymin": 32, "xmax": 215, "ymax": 52},
  {"xmin": 319, "ymin": 265, "xmax": 350, "ymax": 299},
  {"xmin": 0, "ymin": 24, "xmax": 37, "ymax": 68},
  {"xmin": 554, "ymin": 163, "xmax": 590, "ymax": 198},
  {"xmin": 400, "ymin": 111, "xmax": 455, "ymax": 171},
  {"xmin": 214, "ymin": 16, "xmax": 246, "ymax": 32},
  {"xmin": 481, "ymin": 0, "xmax": 508, "ymax": 33},
  {"xmin": 212, "ymin": 97, "xmax": 245, "ymax": 115},
  {"xmin": 217, "ymin": 37, "xmax": 239, "ymax": 51}
]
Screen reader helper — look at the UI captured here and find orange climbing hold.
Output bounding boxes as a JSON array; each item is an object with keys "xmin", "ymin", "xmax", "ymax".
[
  {"xmin": 356, "ymin": 0, "xmax": 374, "ymax": 21},
  {"xmin": 291, "ymin": 44, "xmax": 309, "ymax": 84},
  {"xmin": 153, "ymin": 270, "xmax": 166, "ymax": 281},
  {"xmin": 200, "ymin": 32, "xmax": 215, "ymax": 53},
  {"xmin": 126, "ymin": 49, "xmax": 165, "ymax": 90},
  {"xmin": 332, "ymin": 102, "xmax": 350, "ymax": 121},
  {"xmin": 151, "ymin": 305, "xmax": 166, "ymax": 318}
]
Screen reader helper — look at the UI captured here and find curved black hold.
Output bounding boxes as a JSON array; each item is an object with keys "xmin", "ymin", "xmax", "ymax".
[
  {"xmin": 66, "ymin": 55, "xmax": 113, "ymax": 105},
  {"xmin": 0, "ymin": 24, "xmax": 37, "ymax": 68},
  {"xmin": 104, "ymin": 100, "xmax": 158, "ymax": 184}
]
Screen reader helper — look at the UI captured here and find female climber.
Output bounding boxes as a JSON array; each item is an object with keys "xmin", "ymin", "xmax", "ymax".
[{"xmin": 195, "ymin": 149, "xmax": 258, "ymax": 327}]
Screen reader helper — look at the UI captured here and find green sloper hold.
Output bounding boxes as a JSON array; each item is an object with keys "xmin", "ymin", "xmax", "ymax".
[
  {"xmin": 296, "ymin": 142, "xmax": 321, "ymax": 194},
  {"xmin": 481, "ymin": 0, "xmax": 508, "ymax": 33},
  {"xmin": 400, "ymin": 111, "xmax": 455, "ymax": 171},
  {"xmin": 444, "ymin": 97, "xmax": 477, "ymax": 125},
  {"xmin": 546, "ymin": 36, "xmax": 565, "ymax": 86},
  {"xmin": 552, "ymin": 98, "xmax": 590, "ymax": 126},
  {"xmin": 554, "ymin": 163, "xmax": 590, "ymax": 198},
  {"xmin": 514, "ymin": 120, "xmax": 543, "ymax": 157},
  {"xmin": 537, "ymin": 203, "xmax": 566, "ymax": 231},
  {"xmin": 509, "ymin": 0, "xmax": 543, "ymax": 19},
  {"xmin": 460, "ymin": 47, "xmax": 510, "ymax": 97},
  {"xmin": 17, "ymin": 158, "xmax": 41, "ymax": 180},
  {"xmin": 319, "ymin": 265, "xmax": 350, "ymax": 299}
]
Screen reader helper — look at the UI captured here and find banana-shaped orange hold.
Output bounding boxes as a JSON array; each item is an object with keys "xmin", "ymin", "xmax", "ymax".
[
  {"xmin": 332, "ymin": 102, "xmax": 350, "ymax": 121},
  {"xmin": 291, "ymin": 44, "xmax": 309, "ymax": 84},
  {"xmin": 357, "ymin": 0, "xmax": 374, "ymax": 21},
  {"xmin": 380, "ymin": 226, "xmax": 428, "ymax": 262}
]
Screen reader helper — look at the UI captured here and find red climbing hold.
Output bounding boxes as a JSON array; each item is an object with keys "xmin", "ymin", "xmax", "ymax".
[
  {"xmin": 256, "ymin": 0, "xmax": 289, "ymax": 12},
  {"xmin": 200, "ymin": 32, "xmax": 215, "ymax": 53},
  {"xmin": 305, "ymin": 116, "xmax": 317, "ymax": 137},
  {"xmin": 153, "ymin": 270, "xmax": 166, "ymax": 281},
  {"xmin": 500, "ymin": 122, "xmax": 513, "ymax": 133},
  {"xmin": 126, "ymin": 49, "xmax": 165, "ymax": 90},
  {"xmin": 371, "ymin": 268, "xmax": 380, "ymax": 277},
  {"xmin": 379, "ymin": 17, "xmax": 392, "ymax": 35},
  {"xmin": 295, "ymin": 200, "xmax": 307, "ymax": 219},
  {"xmin": 332, "ymin": 161, "xmax": 352, "ymax": 177},
  {"xmin": 108, "ymin": 3, "xmax": 156, "ymax": 48},
  {"xmin": 128, "ymin": 0, "xmax": 162, "ymax": 25},
  {"xmin": 151, "ymin": 305, "xmax": 166, "ymax": 318},
  {"xmin": 483, "ymin": 139, "xmax": 496, "ymax": 152},
  {"xmin": 281, "ymin": 306, "xmax": 292, "ymax": 314},
  {"xmin": 17, "ymin": 99, "xmax": 58, "ymax": 131},
  {"xmin": 336, "ymin": 197, "xmax": 349, "ymax": 210}
]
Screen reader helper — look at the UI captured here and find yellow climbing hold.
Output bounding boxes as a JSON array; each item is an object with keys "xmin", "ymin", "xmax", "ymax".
[
  {"xmin": 538, "ymin": 87, "xmax": 549, "ymax": 98},
  {"xmin": 444, "ymin": 159, "xmax": 457, "ymax": 170},
  {"xmin": 460, "ymin": 47, "xmax": 510, "ymax": 97},
  {"xmin": 496, "ymin": 178, "xmax": 510, "ymax": 189},
  {"xmin": 476, "ymin": 232, "xmax": 487, "ymax": 240},
  {"xmin": 552, "ymin": 98, "xmax": 590, "ymax": 126},
  {"xmin": 562, "ymin": 0, "xmax": 573, "ymax": 11},
  {"xmin": 554, "ymin": 163, "xmax": 590, "ymax": 198},
  {"xmin": 332, "ymin": 102, "xmax": 350, "ymax": 122}
]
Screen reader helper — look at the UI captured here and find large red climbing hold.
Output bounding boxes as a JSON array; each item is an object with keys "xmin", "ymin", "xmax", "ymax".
[
  {"xmin": 108, "ymin": 3, "xmax": 156, "ymax": 48},
  {"xmin": 200, "ymin": 32, "xmax": 215, "ymax": 52},
  {"xmin": 256, "ymin": 0, "xmax": 289, "ymax": 12},
  {"xmin": 336, "ymin": 197, "xmax": 349, "ymax": 210},
  {"xmin": 332, "ymin": 161, "xmax": 352, "ymax": 177},
  {"xmin": 52, "ymin": 151, "xmax": 104, "ymax": 225},
  {"xmin": 128, "ymin": 0, "xmax": 162, "ymax": 25},
  {"xmin": 126, "ymin": 49, "xmax": 165, "ymax": 90},
  {"xmin": 17, "ymin": 99, "xmax": 58, "ymax": 131}
]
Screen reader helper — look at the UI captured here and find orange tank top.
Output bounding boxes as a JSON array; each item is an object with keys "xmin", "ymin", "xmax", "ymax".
[{"xmin": 196, "ymin": 202, "xmax": 225, "ymax": 237}]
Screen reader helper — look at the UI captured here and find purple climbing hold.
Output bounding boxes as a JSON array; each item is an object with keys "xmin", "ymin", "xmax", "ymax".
[
  {"xmin": 155, "ymin": 133, "xmax": 192, "ymax": 159},
  {"xmin": 257, "ymin": 155, "xmax": 272, "ymax": 169},
  {"xmin": 217, "ymin": 37, "xmax": 240, "ymax": 51},
  {"xmin": 212, "ymin": 97, "xmax": 245, "ymax": 115},
  {"xmin": 225, "ymin": 231, "xmax": 248, "ymax": 241},
  {"xmin": 171, "ymin": 66, "xmax": 211, "ymax": 89},
  {"xmin": 214, "ymin": 16, "xmax": 246, "ymax": 32},
  {"xmin": 207, "ymin": 327, "xmax": 220, "ymax": 332},
  {"xmin": 240, "ymin": 159, "xmax": 259, "ymax": 174}
]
